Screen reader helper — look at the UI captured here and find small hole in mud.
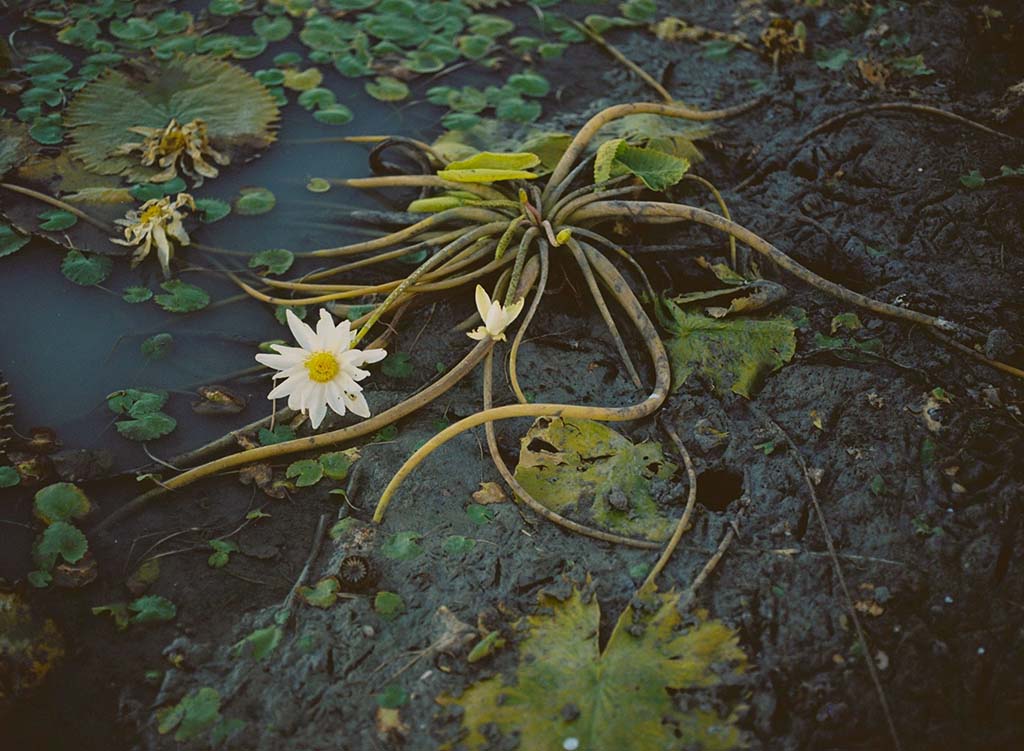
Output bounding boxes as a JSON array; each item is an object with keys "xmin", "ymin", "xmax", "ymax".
[{"xmin": 696, "ymin": 469, "xmax": 744, "ymax": 512}]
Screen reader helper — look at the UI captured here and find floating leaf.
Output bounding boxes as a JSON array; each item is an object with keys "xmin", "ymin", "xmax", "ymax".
[
  {"xmin": 116, "ymin": 412, "xmax": 177, "ymax": 441},
  {"xmin": 107, "ymin": 388, "xmax": 168, "ymax": 416},
  {"xmin": 381, "ymin": 531, "xmax": 423, "ymax": 561},
  {"xmin": 249, "ymin": 248, "xmax": 294, "ymax": 276},
  {"xmin": 506, "ymin": 72, "xmax": 550, "ymax": 98},
  {"xmin": 365, "ymin": 76, "xmax": 410, "ymax": 102},
  {"xmin": 0, "ymin": 224, "xmax": 30, "ymax": 258},
  {"xmin": 299, "ymin": 577, "xmax": 340, "ymax": 608},
  {"xmin": 192, "ymin": 385, "xmax": 246, "ymax": 415},
  {"xmin": 61, "ymin": 250, "xmax": 112, "ymax": 286},
  {"xmin": 438, "ymin": 151, "xmax": 540, "ymax": 183},
  {"xmin": 195, "ymin": 198, "xmax": 231, "ymax": 223},
  {"xmin": 306, "ymin": 177, "xmax": 330, "ymax": 192},
  {"xmin": 297, "ymin": 87, "xmax": 336, "ymax": 111},
  {"xmin": 313, "ymin": 105, "xmax": 354, "ymax": 125},
  {"xmin": 495, "ymin": 97, "xmax": 541, "ymax": 123},
  {"xmin": 155, "ymin": 280, "xmax": 211, "ymax": 312},
  {"xmin": 253, "ymin": 16, "xmax": 293, "ymax": 41},
  {"xmin": 33, "ymin": 483, "xmax": 91, "ymax": 525},
  {"xmin": 38, "ymin": 209, "xmax": 77, "ymax": 231},
  {"xmin": 286, "ymin": 459, "xmax": 323, "ymax": 487},
  {"xmin": 664, "ymin": 301, "xmax": 796, "ymax": 397},
  {"xmin": 514, "ymin": 417, "xmax": 676, "ymax": 541},
  {"xmin": 442, "ymin": 535, "xmax": 475, "ymax": 555},
  {"xmin": 66, "ymin": 57, "xmax": 279, "ymax": 181},
  {"xmin": 0, "ymin": 466, "xmax": 21, "ymax": 488},
  {"xmin": 29, "ymin": 114, "xmax": 64, "ymax": 145},
  {"xmin": 141, "ymin": 333, "xmax": 173, "ymax": 360},
  {"xmin": 959, "ymin": 170, "xmax": 985, "ymax": 189},
  {"xmin": 234, "ymin": 187, "xmax": 276, "ymax": 215},
  {"xmin": 441, "ymin": 586, "xmax": 747, "ymax": 750},
  {"xmin": 258, "ymin": 425, "xmax": 296, "ymax": 445},
  {"xmin": 34, "ymin": 521, "xmax": 88, "ymax": 570},
  {"xmin": 282, "ymin": 67, "xmax": 323, "ymax": 91}
]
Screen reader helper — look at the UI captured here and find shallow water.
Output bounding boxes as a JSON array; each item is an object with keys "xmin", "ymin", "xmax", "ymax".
[{"xmin": 0, "ymin": 59, "xmax": 438, "ymax": 468}]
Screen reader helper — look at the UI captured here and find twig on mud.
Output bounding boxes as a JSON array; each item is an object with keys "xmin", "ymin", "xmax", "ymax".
[
  {"xmin": 680, "ymin": 514, "xmax": 742, "ymax": 611},
  {"xmin": 638, "ymin": 421, "xmax": 699, "ymax": 594},
  {"xmin": 570, "ymin": 19, "xmax": 673, "ymax": 103},
  {"xmin": 928, "ymin": 328, "xmax": 1024, "ymax": 380},
  {"xmin": 752, "ymin": 405, "xmax": 903, "ymax": 751},
  {"xmin": 736, "ymin": 102, "xmax": 1018, "ymax": 191},
  {"xmin": 279, "ymin": 513, "xmax": 328, "ymax": 625}
]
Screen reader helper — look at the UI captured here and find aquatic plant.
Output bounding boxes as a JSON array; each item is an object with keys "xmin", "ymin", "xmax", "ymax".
[
  {"xmin": 100, "ymin": 96, "xmax": 1015, "ymax": 550},
  {"xmin": 111, "ymin": 192, "xmax": 195, "ymax": 277},
  {"xmin": 115, "ymin": 118, "xmax": 229, "ymax": 185}
]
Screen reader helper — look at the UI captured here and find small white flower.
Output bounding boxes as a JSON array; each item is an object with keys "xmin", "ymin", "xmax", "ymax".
[
  {"xmin": 111, "ymin": 192, "xmax": 194, "ymax": 278},
  {"xmin": 467, "ymin": 285, "xmax": 524, "ymax": 342},
  {"xmin": 255, "ymin": 309, "xmax": 386, "ymax": 429}
]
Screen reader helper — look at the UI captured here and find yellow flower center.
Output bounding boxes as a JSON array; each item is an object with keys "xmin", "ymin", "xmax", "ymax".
[
  {"xmin": 305, "ymin": 351, "xmax": 339, "ymax": 383},
  {"xmin": 139, "ymin": 204, "xmax": 166, "ymax": 223},
  {"xmin": 160, "ymin": 131, "xmax": 186, "ymax": 153}
]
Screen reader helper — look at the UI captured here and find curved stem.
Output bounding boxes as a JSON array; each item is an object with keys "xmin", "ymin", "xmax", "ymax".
[
  {"xmin": 542, "ymin": 153, "xmax": 597, "ymax": 212},
  {"xmin": 547, "ymin": 174, "xmax": 633, "ymax": 220},
  {"xmin": 681, "ymin": 173, "xmax": 737, "ymax": 270},
  {"xmin": 340, "ymin": 175, "xmax": 507, "ymax": 201},
  {"xmin": 570, "ymin": 19, "xmax": 673, "ymax": 103},
  {"xmin": 798, "ymin": 102, "xmax": 1018, "ymax": 145},
  {"xmin": 483, "ymin": 350, "xmax": 661, "ymax": 549},
  {"xmin": 503, "ymin": 227, "xmax": 538, "ymax": 307},
  {"xmin": 565, "ymin": 237, "xmax": 643, "ymax": 389},
  {"xmin": 0, "ymin": 182, "xmax": 114, "ymax": 232},
  {"xmin": 544, "ymin": 98, "xmax": 764, "ymax": 200},
  {"xmin": 373, "ymin": 246, "xmax": 671, "ymax": 522},
  {"xmin": 508, "ymin": 244, "xmax": 550, "ymax": 404},
  {"xmin": 567, "ymin": 227, "xmax": 658, "ymax": 305},
  {"xmin": 573, "ymin": 200, "xmax": 977, "ymax": 338},
  {"xmin": 553, "ymin": 184, "xmax": 644, "ymax": 226}
]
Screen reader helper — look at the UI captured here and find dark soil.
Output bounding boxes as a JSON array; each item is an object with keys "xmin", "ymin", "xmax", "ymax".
[{"xmin": 3, "ymin": 2, "xmax": 1024, "ymax": 750}]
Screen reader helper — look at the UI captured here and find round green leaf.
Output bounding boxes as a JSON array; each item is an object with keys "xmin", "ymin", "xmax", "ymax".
[
  {"xmin": 297, "ymin": 87, "xmax": 336, "ymax": 111},
  {"xmin": 458, "ymin": 35, "xmax": 493, "ymax": 60},
  {"xmin": 235, "ymin": 187, "xmax": 276, "ymax": 215},
  {"xmin": 155, "ymin": 279, "xmax": 211, "ymax": 312},
  {"xmin": 195, "ymin": 198, "xmax": 231, "ymax": 223},
  {"xmin": 507, "ymin": 72, "xmax": 550, "ymax": 98},
  {"xmin": 38, "ymin": 209, "xmax": 78, "ymax": 231},
  {"xmin": 365, "ymin": 77, "xmax": 409, "ymax": 102},
  {"xmin": 122, "ymin": 286, "xmax": 153, "ymax": 303},
  {"xmin": 0, "ymin": 466, "xmax": 20, "ymax": 488},
  {"xmin": 209, "ymin": 0, "xmax": 243, "ymax": 16},
  {"xmin": 286, "ymin": 459, "xmax": 323, "ymax": 487},
  {"xmin": 29, "ymin": 114, "xmax": 63, "ymax": 145},
  {"xmin": 381, "ymin": 531, "xmax": 423, "ymax": 561},
  {"xmin": 253, "ymin": 15, "xmax": 293, "ymax": 41},
  {"xmin": 109, "ymin": 18, "xmax": 158, "ymax": 41},
  {"xmin": 0, "ymin": 224, "xmax": 30, "ymax": 258},
  {"xmin": 116, "ymin": 411, "xmax": 177, "ymax": 441},
  {"xmin": 34, "ymin": 521, "xmax": 88, "ymax": 569},
  {"xmin": 130, "ymin": 595, "xmax": 177, "ymax": 624},
  {"xmin": 141, "ymin": 333, "xmax": 174, "ymax": 359},
  {"xmin": 313, "ymin": 105, "xmax": 354, "ymax": 125},
  {"xmin": 34, "ymin": 483, "xmax": 91, "ymax": 524},
  {"xmin": 249, "ymin": 248, "xmax": 294, "ymax": 275},
  {"xmin": 496, "ymin": 97, "xmax": 541, "ymax": 123},
  {"xmin": 61, "ymin": 250, "xmax": 112, "ymax": 286},
  {"xmin": 306, "ymin": 177, "xmax": 330, "ymax": 193},
  {"xmin": 375, "ymin": 685, "xmax": 409, "ymax": 709},
  {"xmin": 442, "ymin": 535, "xmax": 476, "ymax": 555},
  {"xmin": 374, "ymin": 591, "xmax": 405, "ymax": 620}
]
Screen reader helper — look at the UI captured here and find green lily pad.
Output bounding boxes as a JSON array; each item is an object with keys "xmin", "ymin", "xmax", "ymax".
[
  {"xmin": 442, "ymin": 535, "xmax": 476, "ymax": 555},
  {"xmin": 29, "ymin": 114, "xmax": 63, "ymax": 145},
  {"xmin": 61, "ymin": 250, "xmax": 112, "ymax": 286},
  {"xmin": 195, "ymin": 198, "xmax": 231, "ymax": 223},
  {"xmin": 299, "ymin": 577, "xmax": 340, "ymax": 608},
  {"xmin": 207, "ymin": 539, "xmax": 239, "ymax": 568},
  {"xmin": 507, "ymin": 71, "xmax": 550, "ymax": 97},
  {"xmin": 313, "ymin": 105, "xmax": 354, "ymax": 125},
  {"xmin": 297, "ymin": 87, "xmax": 336, "ymax": 111},
  {"xmin": 373, "ymin": 591, "xmax": 405, "ymax": 620},
  {"xmin": 129, "ymin": 595, "xmax": 177, "ymax": 624},
  {"xmin": 234, "ymin": 187, "xmax": 276, "ymax": 215},
  {"xmin": 107, "ymin": 388, "xmax": 168, "ymax": 416},
  {"xmin": 381, "ymin": 531, "xmax": 423, "ymax": 561},
  {"xmin": 157, "ymin": 687, "xmax": 221, "ymax": 742},
  {"xmin": 253, "ymin": 15, "xmax": 293, "ymax": 41},
  {"xmin": 65, "ymin": 56, "xmax": 279, "ymax": 181},
  {"xmin": 0, "ymin": 224, "xmax": 30, "ymax": 258},
  {"xmin": 249, "ymin": 248, "xmax": 294, "ymax": 275},
  {"xmin": 115, "ymin": 411, "xmax": 177, "ymax": 441},
  {"xmin": 34, "ymin": 483, "xmax": 91, "ymax": 525},
  {"xmin": 0, "ymin": 466, "xmax": 20, "ymax": 487},
  {"xmin": 319, "ymin": 449, "xmax": 357, "ymax": 480},
  {"xmin": 37, "ymin": 209, "xmax": 78, "ymax": 231},
  {"xmin": 155, "ymin": 280, "xmax": 211, "ymax": 312},
  {"xmin": 141, "ymin": 333, "xmax": 173, "ymax": 359},
  {"xmin": 514, "ymin": 417, "xmax": 677, "ymax": 541},
  {"xmin": 33, "ymin": 521, "xmax": 88, "ymax": 570},
  {"xmin": 365, "ymin": 76, "xmax": 410, "ymax": 102},
  {"xmin": 663, "ymin": 300, "xmax": 796, "ymax": 397},
  {"xmin": 306, "ymin": 177, "xmax": 330, "ymax": 192},
  {"xmin": 233, "ymin": 625, "xmax": 282, "ymax": 660}
]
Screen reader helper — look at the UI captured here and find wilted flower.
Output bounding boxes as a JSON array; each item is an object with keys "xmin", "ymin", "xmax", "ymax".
[
  {"xmin": 117, "ymin": 118, "xmax": 229, "ymax": 184},
  {"xmin": 255, "ymin": 309, "xmax": 387, "ymax": 429},
  {"xmin": 111, "ymin": 193, "xmax": 194, "ymax": 277},
  {"xmin": 467, "ymin": 285, "xmax": 525, "ymax": 342}
]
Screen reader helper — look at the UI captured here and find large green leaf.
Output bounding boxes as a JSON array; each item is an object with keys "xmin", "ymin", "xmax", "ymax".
[
  {"xmin": 65, "ymin": 56, "xmax": 279, "ymax": 180},
  {"xmin": 33, "ymin": 483, "xmax": 91, "ymax": 525},
  {"xmin": 441, "ymin": 586, "xmax": 747, "ymax": 750},
  {"xmin": 664, "ymin": 299, "xmax": 796, "ymax": 397},
  {"xmin": 591, "ymin": 113, "xmax": 712, "ymax": 164},
  {"xmin": 597, "ymin": 142, "xmax": 690, "ymax": 191},
  {"xmin": 513, "ymin": 417, "xmax": 676, "ymax": 541},
  {"xmin": 438, "ymin": 151, "xmax": 540, "ymax": 183}
]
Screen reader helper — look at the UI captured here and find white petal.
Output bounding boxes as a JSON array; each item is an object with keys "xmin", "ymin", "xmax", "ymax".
[
  {"xmin": 315, "ymin": 308, "xmax": 335, "ymax": 349},
  {"xmin": 360, "ymin": 347, "xmax": 387, "ymax": 364},
  {"xmin": 506, "ymin": 298, "xmax": 525, "ymax": 324},
  {"xmin": 485, "ymin": 301, "xmax": 505, "ymax": 335},
  {"xmin": 285, "ymin": 309, "xmax": 318, "ymax": 351},
  {"xmin": 330, "ymin": 319, "xmax": 354, "ymax": 352},
  {"xmin": 288, "ymin": 379, "xmax": 314, "ymax": 412},
  {"xmin": 475, "ymin": 285, "xmax": 491, "ymax": 320},
  {"xmin": 467, "ymin": 327, "xmax": 488, "ymax": 340},
  {"xmin": 345, "ymin": 389, "xmax": 370, "ymax": 418},
  {"xmin": 255, "ymin": 350, "xmax": 304, "ymax": 371},
  {"xmin": 267, "ymin": 376, "xmax": 302, "ymax": 400},
  {"xmin": 326, "ymin": 381, "xmax": 348, "ymax": 417},
  {"xmin": 308, "ymin": 393, "xmax": 328, "ymax": 429}
]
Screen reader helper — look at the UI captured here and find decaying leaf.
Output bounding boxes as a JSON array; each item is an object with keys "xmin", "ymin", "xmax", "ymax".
[
  {"xmin": 663, "ymin": 299, "xmax": 796, "ymax": 397},
  {"xmin": 513, "ymin": 417, "xmax": 677, "ymax": 541},
  {"xmin": 440, "ymin": 586, "xmax": 747, "ymax": 750},
  {"xmin": 472, "ymin": 481, "xmax": 508, "ymax": 505},
  {"xmin": 0, "ymin": 592, "xmax": 65, "ymax": 713},
  {"xmin": 65, "ymin": 56, "xmax": 279, "ymax": 182},
  {"xmin": 192, "ymin": 385, "xmax": 246, "ymax": 415}
]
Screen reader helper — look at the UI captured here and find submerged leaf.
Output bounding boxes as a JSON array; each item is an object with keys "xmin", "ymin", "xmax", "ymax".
[
  {"xmin": 61, "ymin": 250, "xmax": 112, "ymax": 286},
  {"xmin": 664, "ymin": 300, "xmax": 796, "ymax": 397},
  {"xmin": 155, "ymin": 279, "xmax": 210, "ymax": 312},
  {"xmin": 234, "ymin": 187, "xmax": 276, "ymax": 215},
  {"xmin": 441, "ymin": 586, "xmax": 747, "ymax": 750},
  {"xmin": 514, "ymin": 417, "xmax": 677, "ymax": 541}
]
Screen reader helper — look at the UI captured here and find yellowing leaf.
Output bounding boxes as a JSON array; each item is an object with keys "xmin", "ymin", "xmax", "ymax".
[
  {"xmin": 613, "ymin": 143, "xmax": 690, "ymax": 191},
  {"xmin": 664, "ymin": 299, "xmax": 796, "ymax": 398},
  {"xmin": 440, "ymin": 586, "xmax": 747, "ymax": 750},
  {"xmin": 594, "ymin": 137, "xmax": 626, "ymax": 183},
  {"xmin": 282, "ymin": 67, "xmax": 323, "ymax": 91},
  {"xmin": 513, "ymin": 417, "xmax": 676, "ymax": 541},
  {"xmin": 438, "ymin": 151, "xmax": 540, "ymax": 183}
]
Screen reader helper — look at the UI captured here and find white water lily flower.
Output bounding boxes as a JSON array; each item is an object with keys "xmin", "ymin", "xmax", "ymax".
[
  {"xmin": 255, "ymin": 309, "xmax": 387, "ymax": 429},
  {"xmin": 467, "ymin": 285, "xmax": 525, "ymax": 342},
  {"xmin": 111, "ymin": 192, "xmax": 194, "ymax": 278}
]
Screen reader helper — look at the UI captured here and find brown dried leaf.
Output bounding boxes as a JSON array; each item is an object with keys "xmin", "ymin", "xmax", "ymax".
[{"xmin": 471, "ymin": 481, "xmax": 508, "ymax": 505}]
